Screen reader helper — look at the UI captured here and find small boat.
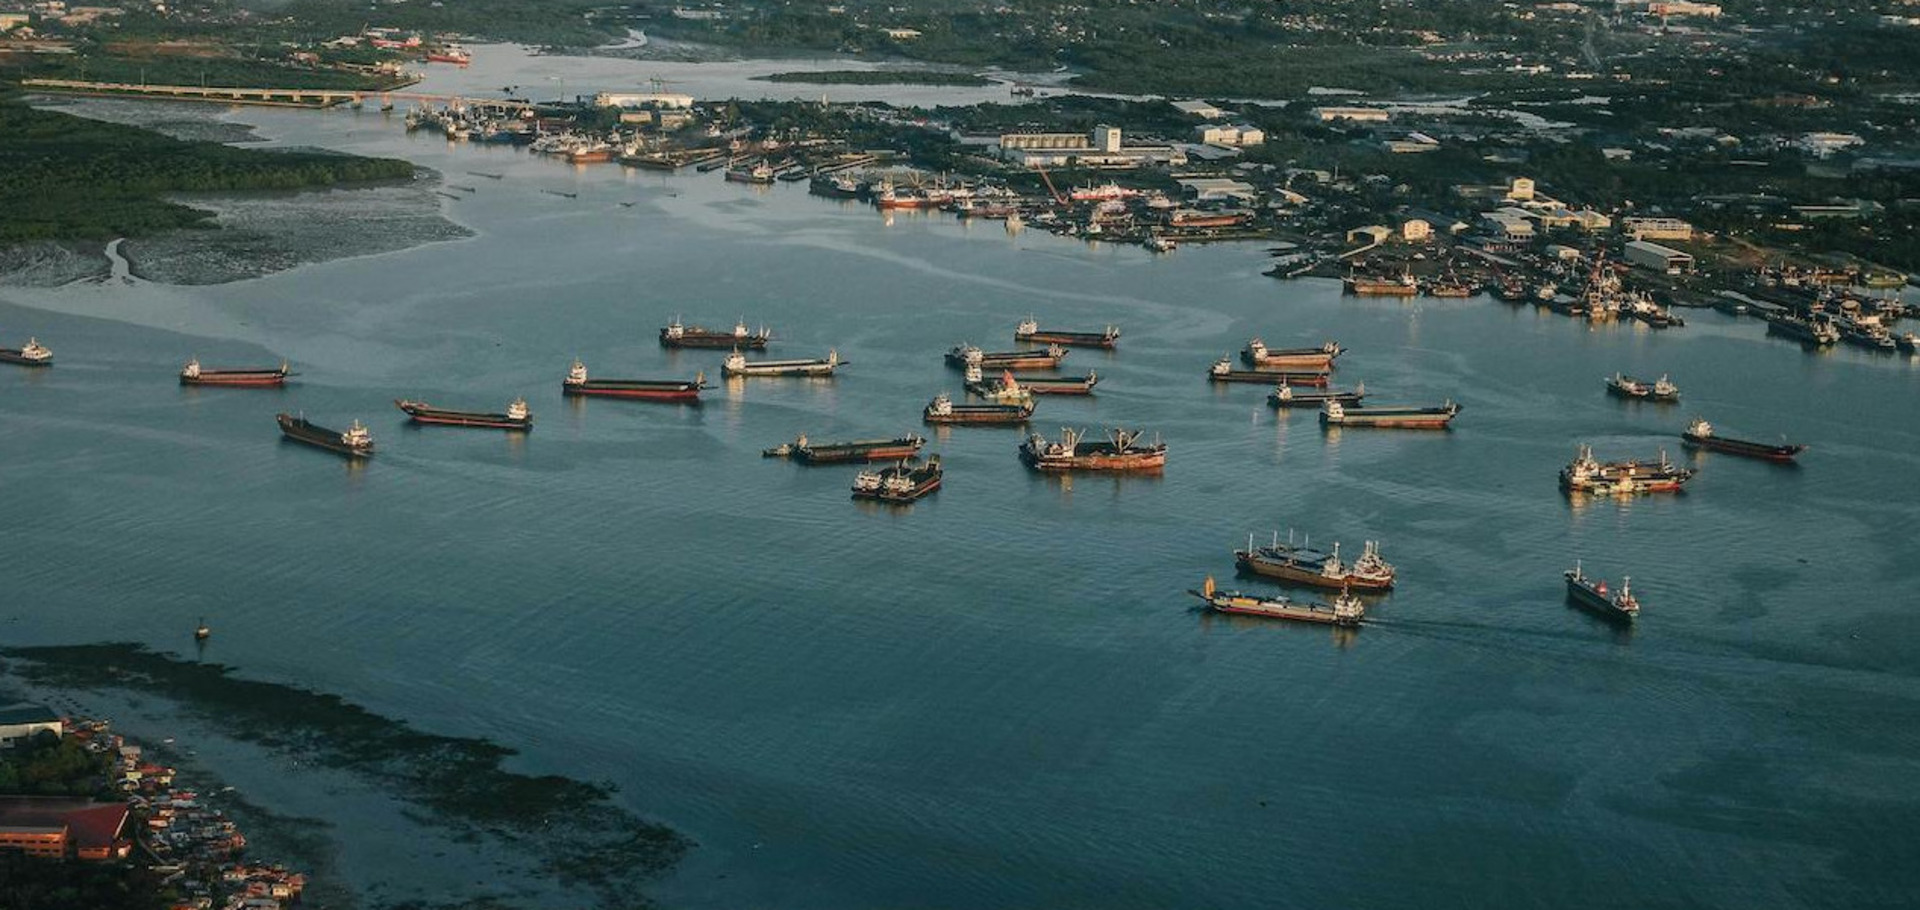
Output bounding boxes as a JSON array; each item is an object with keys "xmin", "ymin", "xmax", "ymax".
[
  {"xmin": 1680, "ymin": 418, "xmax": 1804, "ymax": 463},
  {"xmin": 1564, "ymin": 561, "xmax": 1639, "ymax": 623},
  {"xmin": 1144, "ymin": 234, "xmax": 1178, "ymax": 253},
  {"xmin": 924, "ymin": 393, "xmax": 1033, "ymax": 425},
  {"xmin": 725, "ymin": 161, "xmax": 776, "ymax": 184},
  {"xmin": 276, "ymin": 412, "xmax": 373, "ymax": 459},
  {"xmin": 1559, "ymin": 444, "xmax": 1694, "ymax": 495},
  {"xmin": 1208, "ymin": 357, "xmax": 1329, "ymax": 386},
  {"xmin": 722, "ymin": 349, "xmax": 842, "ymax": 378},
  {"xmin": 660, "ymin": 318, "xmax": 769, "ymax": 350},
  {"xmin": 1013, "ymin": 318, "xmax": 1119, "ymax": 349},
  {"xmin": 1268, "ymin": 382, "xmax": 1365, "ymax": 409},
  {"xmin": 1241, "ymin": 339, "xmax": 1342, "ymax": 370},
  {"xmin": 1605, "ymin": 372, "xmax": 1679, "ymax": 401},
  {"xmin": 562, "ymin": 361, "xmax": 706, "ymax": 401},
  {"xmin": 947, "ymin": 343, "xmax": 1068, "ymax": 371},
  {"xmin": 0, "ymin": 337, "xmax": 52, "ymax": 367},
  {"xmin": 1319, "ymin": 399, "xmax": 1459, "ymax": 429},
  {"xmin": 764, "ymin": 433, "xmax": 925, "ymax": 464},
  {"xmin": 1018, "ymin": 427, "xmax": 1166, "ymax": 472},
  {"xmin": 851, "ymin": 455, "xmax": 943, "ymax": 503},
  {"xmin": 1897, "ymin": 332, "xmax": 1919, "ymax": 353},
  {"xmin": 194, "ymin": 618, "xmax": 211, "ymax": 641},
  {"xmin": 1190, "ymin": 575, "xmax": 1364, "ymax": 627},
  {"xmin": 180, "ymin": 359, "xmax": 290, "ymax": 387},
  {"xmin": 1235, "ymin": 533, "xmax": 1396, "ymax": 592},
  {"xmin": 395, "ymin": 397, "xmax": 533, "ymax": 430}
]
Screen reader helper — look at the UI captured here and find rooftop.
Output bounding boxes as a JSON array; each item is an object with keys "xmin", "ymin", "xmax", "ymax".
[{"xmin": 0, "ymin": 703, "xmax": 59, "ymax": 725}]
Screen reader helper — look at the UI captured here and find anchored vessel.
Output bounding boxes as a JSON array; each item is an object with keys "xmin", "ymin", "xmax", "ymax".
[
  {"xmin": 1208, "ymin": 357, "xmax": 1330, "ymax": 386},
  {"xmin": 1013, "ymin": 318, "xmax": 1120, "ymax": 349},
  {"xmin": 1559, "ymin": 444, "xmax": 1695, "ymax": 494},
  {"xmin": 1235, "ymin": 533, "xmax": 1396, "ymax": 592},
  {"xmin": 723, "ymin": 349, "xmax": 842, "ymax": 378},
  {"xmin": 660, "ymin": 318, "xmax": 769, "ymax": 350},
  {"xmin": 947, "ymin": 343, "xmax": 1068, "ymax": 371},
  {"xmin": 1605, "ymin": 372, "xmax": 1680, "ymax": 401},
  {"xmin": 1269, "ymin": 382, "xmax": 1365, "ymax": 409},
  {"xmin": 764, "ymin": 433, "xmax": 926, "ymax": 463},
  {"xmin": 1018, "ymin": 427, "xmax": 1166, "ymax": 472},
  {"xmin": 1319, "ymin": 399, "xmax": 1460, "ymax": 429},
  {"xmin": 395, "ymin": 398, "xmax": 532, "ymax": 430},
  {"xmin": 851, "ymin": 455, "xmax": 943, "ymax": 503},
  {"xmin": 1564, "ymin": 562, "xmax": 1639, "ymax": 622},
  {"xmin": 562, "ymin": 361, "xmax": 706, "ymax": 401},
  {"xmin": 0, "ymin": 337, "xmax": 52, "ymax": 367},
  {"xmin": 923, "ymin": 393, "xmax": 1034, "ymax": 425},
  {"xmin": 1346, "ymin": 272, "xmax": 1419, "ymax": 297},
  {"xmin": 180, "ymin": 359, "xmax": 291, "ymax": 387},
  {"xmin": 1241, "ymin": 339, "xmax": 1342, "ymax": 370},
  {"xmin": 1680, "ymin": 418, "xmax": 1805, "ymax": 463},
  {"xmin": 1190, "ymin": 575, "xmax": 1365, "ymax": 626},
  {"xmin": 1765, "ymin": 313, "xmax": 1841, "ymax": 346},
  {"xmin": 965, "ymin": 364, "xmax": 1095, "ymax": 397},
  {"xmin": 276, "ymin": 413, "xmax": 373, "ymax": 458}
]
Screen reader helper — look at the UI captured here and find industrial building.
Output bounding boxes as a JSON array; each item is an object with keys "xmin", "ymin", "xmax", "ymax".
[
  {"xmin": 593, "ymin": 91, "xmax": 696, "ymax": 110},
  {"xmin": 1170, "ymin": 99, "xmax": 1227, "ymax": 119},
  {"xmin": 1625, "ymin": 240, "xmax": 1695, "ymax": 273},
  {"xmin": 0, "ymin": 703, "xmax": 60, "ymax": 748},
  {"xmin": 1622, "ymin": 217, "xmax": 1694, "ymax": 241},
  {"xmin": 998, "ymin": 125, "xmax": 1186, "ymax": 169},
  {"xmin": 1314, "ymin": 106, "xmax": 1391, "ymax": 123},
  {"xmin": 1195, "ymin": 124, "xmax": 1265, "ymax": 147}
]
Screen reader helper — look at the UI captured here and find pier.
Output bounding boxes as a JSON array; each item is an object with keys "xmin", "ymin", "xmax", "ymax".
[{"xmin": 20, "ymin": 78, "xmax": 533, "ymax": 112}]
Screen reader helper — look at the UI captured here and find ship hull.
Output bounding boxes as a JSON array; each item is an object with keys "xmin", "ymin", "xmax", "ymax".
[
  {"xmin": 1346, "ymin": 281, "xmax": 1418, "ymax": 297},
  {"xmin": 396, "ymin": 401, "xmax": 531, "ymax": 430},
  {"xmin": 1015, "ymin": 331, "xmax": 1117, "ymax": 349},
  {"xmin": 0, "ymin": 350, "xmax": 52, "ymax": 367},
  {"xmin": 925, "ymin": 408, "xmax": 1031, "ymax": 425},
  {"xmin": 1210, "ymin": 370, "xmax": 1330, "ymax": 386},
  {"xmin": 949, "ymin": 351, "xmax": 1066, "ymax": 370},
  {"xmin": 1268, "ymin": 391, "xmax": 1364, "ymax": 409},
  {"xmin": 1565, "ymin": 578, "xmax": 1636, "ymax": 623},
  {"xmin": 181, "ymin": 369, "xmax": 287, "ymax": 387},
  {"xmin": 782, "ymin": 439, "xmax": 925, "ymax": 464},
  {"xmin": 1197, "ymin": 593, "xmax": 1356, "ymax": 626},
  {"xmin": 723, "ymin": 362, "xmax": 836, "ymax": 377},
  {"xmin": 1008, "ymin": 375, "xmax": 1097, "ymax": 395},
  {"xmin": 1321, "ymin": 408, "xmax": 1457, "ymax": 428},
  {"xmin": 276, "ymin": 414, "xmax": 371, "ymax": 458},
  {"xmin": 1681, "ymin": 432, "xmax": 1803, "ymax": 463},
  {"xmin": 1244, "ymin": 353, "xmax": 1337, "ymax": 370},
  {"xmin": 1235, "ymin": 551, "xmax": 1394, "ymax": 592},
  {"xmin": 852, "ymin": 475, "xmax": 941, "ymax": 503},
  {"xmin": 563, "ymin": 381, "xmax": 701, "ymax": 401},
  {"xmin": 659, "ymin": 330, "xmax": 768, "ymax": 349},
  {"xmin": 1020, "ymin": 451, "xmax": 1165, "ymax": 472}
]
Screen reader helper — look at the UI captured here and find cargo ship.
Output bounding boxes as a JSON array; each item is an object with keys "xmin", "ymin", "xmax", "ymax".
[
  {"xmin": 1189, "ymin": 575, "xmax": 1365, "ymax": 627},
  {"xmin": 425, "ymin": 46, "xmax": 471, "ymax": 65},
  {"xmin": 764, "ymin": 433, "xmax": 925, "ymax": 464},
  {"xmin": 851, "ymin": 455, "xmax": 943, "ymax": 503},
  {"xmin": 1765, "ymin": 313, "xmax": 1841, "ymax": 346},
  {"xmin": 725, "ymin": 162, "xmax": 776, "ymax": 184},
  {"xmin": 1268, "ymin": 382, "xmax": 1365, "ymax": 408},
  {"xmin": 1319, "ymin": 399, "xmax": 1460, "ymax": 429},
  {"xmin": 562, "ymin": 361, "xmax": 706, "ymax": 401},
  {"xmin": 923, "ymin": 393, "xmax": 1033, "ymax": 425},
  {"xmin": 1208, "ymin": 358, "xmax": 1330, "ymax": 386},
  {"xmin": 179, "ymin": 359, "xmax": 290, "ymax": 387},
  {"xmin": 1680, "ymin": 418, "xmax": 1804, "ymax": 463},
  {"xmin": 395, "ymin": 397, "xmax": 532, "ymax": 430},
  {"xmin": 1345, "ymin": 272, "xmax": 1418, "ymax": 297},
  {"xmin": 947, "ymin": 343, "xmax": 1068, "ymax": 371},
  {"xmin": 1559, "ymin": 444, "xmax": 1695, "ymax": 495},
  {"xmin": 1234, "ymin": 533, "xmax": 1396, "ymax": 592},
  {"xmin": 1604, "ymin": 372, "xmax": 1680, "ymax": 401},
  {"xmin": 567, "ymin": 142, "xmax": 617, "ymax": 164},
  {"xmin": 1564, "ymin": 562, "xmax": 1639, "ymax": 622},
  {"xmin": 1169, "ymin": 209, "xmax": 1252, "ymax": 229},
  {"xmin": 659, "ymin": 318, "xmax": 770, "ymax": 350},
  {"xmin": 1241, "ymin": 339, "xmax": 1342, "ymax": 370},
  {"xmin": 276, "ymin": 413, "xmax": 373, "ymax": 459},
  {"xmin": 1013, "ymin": 318, "xmax": 1120, "ymax": 349},
  {"xmin": 722, "ymin": 349, "xmax": 842, "ymax": 378},
  {"xmin": 0, "ymin": 337, "xmax": 52, "ymax": 367},
  {"xmin": 1018, "ymin": 427, "xmax": 1166, "ymax": 472},
  {"xmin": 964, "ymin": 364, "xmax": 1095, "ymax": 397}
]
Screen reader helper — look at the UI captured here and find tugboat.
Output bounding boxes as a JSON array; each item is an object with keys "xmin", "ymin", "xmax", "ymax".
[
  {"xmin": 1189, "ymin": 575, "xmax": 1365, "ymax": 627},
  {"xmin": 1605, "ymin": 372, "xmax": 1680, "ymax": 401},
  {"xmin": 1559, "ymin": 444, "xmax": 1695, "ymax": 495},
  {"xmin": 1208, "ymin": 357, "xmax": 1330, "ymax": 386},
  {"xmin": 722, "ymin": 349, "xmax": 842, "ymax": 378},
  {"xmin": 946, "ymin": 343, "xmax": 1068, "ymax": 371},
  {"xmin": 964, "ymin": 363, "xmax": 1095, "ymax": 397},
  {"xmin": 194, "ymin": 618, "xmax": 211, "ymax": 641},
  {"xmin": 1013, "ymin": 318, "xmax": 1120, "ymax": 349},
  {"xmin": 764, "ymin": 433, "xmax": 925, "ymax": 464},
  {"xmin": 179, "ymin": 359, "xmax": 291, "ymax": 387},
  {"xmin": 1680, "ymin": 418, "xmax": 1805, "ymax": 463},
  {"xmin": 395, "ymin": 397, "xmax": 533, "ymax": 430},
  {"xmin": 1564, "ymin": 561, "xmax": 1639, "ymax": 623},
  {"xmin": 1018, "ymin": 427, "xmax": 1166, "ymax": 472},
  {"xmin": 1235, "ymin": 532, "xmax": 1396, "ymax": 592},
  {"xmin": 1241, "ymin": 339, "xmax": 1342, "ymax": 370},
  {"xmin": 923, "ymin": 392, "xmax": 1033, "ymax": 425},
  {"xmin": 0, "ymin": 337, "xmax": 52, "ymax": 367},
  {"xmin": 850, "ymin": 455, "xmax": 943, "ymax": 503},
  {"xmin": 1319, "ymin": 399, "xmax": 1460, "ymax": 429},
  {"xmin": 660, "ymin": 318, "xmax": 769, "ymax": 350},
  {"xmin": 562, "ymin": 361, "xmax": 706, "ymax": 401},
  {"xmin": 1268, "ymin": 382, "xmax": 1365, "ymax": 409},
  {"xmin": 276, "ymin": 413, "xmax": 374, "ymax": 459}
]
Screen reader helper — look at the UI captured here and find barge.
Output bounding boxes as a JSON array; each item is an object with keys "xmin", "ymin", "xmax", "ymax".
[
  {"xmin": 562, "ymin": 361, "xmax": 706, "ymax": 401},
  {"xmin": 0, "ymin": 337, "xmax": 52, "ymax": 367},
  {"xmin": 764, "ymin": 433, "xmax": 925, "ymax": 464},
  {"xmin": 1319, "ymin": 399, "xmax": 1460, "ymax": 429},
  {"xmin": 1680, "ymin": 418, "xmax": 1805, "ymax": 463},
  {"xmin": 722, "ymin": 349, "xmax": 842, "ymax": 378},
  {"xmin": 395, "ymin": 398, "xmax": 532, "ymax": 430},
  {"xmin": 1559, "ymin": 444, "xmax": 1695, "ymax": 495},
  {"xmin": 1234, "ymin": 533, "xmax": 1396, "ymax": 592},
  {"xmin": 1190, "ymin": 575, "xmax": 1365, "ymax": 627},
  {"xmin": 276, "ymin": 413, "xmax": 373, "ymax": 459},
  {"xmin": 924, "ymin": 393, "xmax": 1033, "ymax": 425},
  {"xmin": 1018, "ymin": 427, "xmax": 1166, "ymax": 472},
  {"xmin": 1268, "ymin": 382, "xmax": 1365, "ymax": 409},
  {"xmin": 851, "ymin": 455, "xmax": 943, "ymax": 503},
  {"xmin": 1208, "ymin": 357, "xmax": 1330, "ymax": 386},
  {"xmin": 179, "ymin": 359, "xmax": 289, "ymax": 387},
  {"xmin": 1564, "ymin": 561, "xmax": 1639, "ymax": 623},
  {"xmin": 660, "ymin": 318, "xmax": 769, "ymax": 350},
  {"xmin": 947, "ymin": 343, "xmax": 1068, "ymax": 371},
  {"xmin": 1241, "ymin": 339, "xmax": 1342, "ymax": 370},
  {"xmin": 1013, "ymin": 318, "xmax": 1119, "ymax": 349}
]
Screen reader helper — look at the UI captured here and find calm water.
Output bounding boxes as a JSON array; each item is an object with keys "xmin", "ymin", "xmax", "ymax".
[{"xmin": 4, "ymin": 93, "xmax": 1920, "ymax": 910}]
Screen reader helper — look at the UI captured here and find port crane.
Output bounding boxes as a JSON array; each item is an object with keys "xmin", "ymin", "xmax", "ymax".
[{"xmin": 1031, "ymin": 164, "xmax": 1069, "ymax": 206}]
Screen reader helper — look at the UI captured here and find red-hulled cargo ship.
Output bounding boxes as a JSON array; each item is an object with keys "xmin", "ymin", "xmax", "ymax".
[
  {"xmin": 947, "ymin": 343, "xmax": 1068, "ymax": 371},
  {"xmin": 561, "ymin": 360, "xmax": 705, "ymax": 401},
  {"xmin": 180, "ymin": 359, "xmax": 290, "ymax": 387},
  {"xmin": 1018, "ymin": 427, "xmax": 1166, "ymax": 472},
  {"xmin": 395, "ymin": 398, "xmax": 532, "ymax": 430},
  {"xmin": 1208, "ymin": 357, "xmax": 1330, "ymax": 386},
  {"xmin": 1013, "ymin": 318, "xmax": 1119, "ymax": 349},
  {"xmin": 1241, "ymin": 339, "xmax": 1342, "ymax": 370}
]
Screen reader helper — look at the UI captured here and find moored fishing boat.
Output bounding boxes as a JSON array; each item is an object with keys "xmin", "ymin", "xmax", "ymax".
[
  {"xmin": 1013, "ymin": 318, "xmax": 1120, "ymax": 349},
  {"xmin": 395, "ymin": 397, "xmax": 532, "ymax": 430},
  {"xmin": 1234, "ymin": 533, "xmax": 1396, "ymax": 592},
  {"xmin": 1680, "ymin": 418, "xmax": 1805, "ymax": 463},
  {"xmin": 660, "ymin": 318, "xmax": 770, "ymax": 349},
  {"xmin": 1189, "ymin": 575, "xmax": 1365, "ymax": 627},
  {"xmin": 1269, "ymin": 382, "xmax": 1365, "ymax": 409},
  {"xmin": 1208, "ymin": 357, "xmax": 1330, "ymax": 386},
  {"xmin": 1319, "ymin": 399, "xmax": 1459, "ymax": 429},
  {"xmin": 1605, "ymin": 372, "xmax": 1680, "ymax": 401},
  {"xmin": 1564, "ymin": 561, "xmax": 1639, "ymax": 622},
  {"xmin": 276, "ymin": 413, "xmax": 373, "ymax": 458},
  {"xmin": 851, "ymin": 455, "xmax": 943, "ymax": 503},
  {"xmin": 923, "ymin": 393, "xmax": 1033, "ymax": 425},
  {"xmin": 1018, "ymin": 427, "xmax": 1166, "ymax": 472},
  {"xmin": 562, "ymin": 361, "xmax": 706, "ymax": 401},
  {"xmin": 0, "ymin": 337, "xmax": 52, "ymax": 367},
  {"xmin": 764, "ymin": 433, "xmax": 925, "ymax": 464},
  {"xmin": 1241, "ymin": 339, "xmax": 1342, "ymax": 370},
  {"xmin": 1559, "ymin": 444, "xmax": 1695, "ymax": 495},
  {"xmin": 946, "ymin": 343, "xmax": 1068, "ymax": 371},
  {"xmin": 179, "ymin": 359, "xmax": 290, "ymax": 387},
  {"xmin": 722, "ymin": 349, "xmax": 842, "ymax": 377}
]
